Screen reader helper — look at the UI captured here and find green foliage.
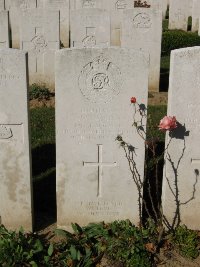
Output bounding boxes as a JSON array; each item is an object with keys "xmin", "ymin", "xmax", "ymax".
[
  {"xmin": 30, "ymin": 107, "xmax": 55, "ymax": 148},
  {"xmin": 55, "ymin": 220, "xmax": 153, "ymax": 267},
  {"xmin": 0, "ymin": 225, "xmax": 53, "ymax": 266},
  {"xmin": 160, "ymin": 55, "xmax": 170, "ymax": 71},
  {"xmin": 162, "ymin": 19, "xmax": 169, "ymax": 31},
  {"xmin": 105, "ymin": 220, "xmax": 152, "ymax": 267},
  {"xmin": 172, "ymin": 225, "xmax": 199, "ymax": 259},
  {"xmin": 147, "ymin": 105, "xmax": 167, "ymax": 142},
  {"xmin": 29, "ymin": 84, "xmax": 52, "ymax": 101},
  {"xmin": 55, "ymin": 223, "xmax": 109, "ymax": 266},
  {"xmin": 162, "ymin": 30, "xmax": 200, "ymax": 56}
]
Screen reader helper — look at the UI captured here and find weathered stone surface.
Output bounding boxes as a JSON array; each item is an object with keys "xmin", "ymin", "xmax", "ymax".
[
  {"xmin": 70, "ymin": 0, "xmax": 134, "ymax": 46},
  {"xmin": 70, "ymin": 8, "xmax": 110, "ymax": 48},
  {"xmin": 55, "ymin": 47, "xmax": 148, "ymax": 230},
  {"xmin": 5, "ymin": 0, "xmax": 37, "ymax": 48},
  {"xmin": 0, "ymin": 11, "xmax": 9, "ymax": 48},
  {"xmin": 109, "ymin": 0, "xmax": 135, "ymax": 46},
  {"xmin": 168, "ymin": 0, "xmax": 190, "ymax": 31},
  {"xmin": 0, "ymin": 0, "xmax": 5, "ymax": 10},
  {"xmin": 20, "ymin": 8, "xmax": 60, "ymax": 90},
  {"xmin": 161, "ymin": 0, "xmax": 168, "ymax": 19},
  {"xmin": 70, "ymin": 0, "xmax": 108, "ymax": 9},
  {"xmin": 163, "ymin": 47, "xmax": 200, "ymax": 230},
  {"xmin": 121, "ymin": 8, "xmax": 162, "ymax": 92},
  {"xmin": 192, "ymin": 0, "xmax": 200, "ymax": 32},
  {"xmin": 44, "ymin": 0, "xmax": 69, "ymax": 48},
  {"xmin": 0, "ymin": 49, "xmax": 33, "ymax": 231}
]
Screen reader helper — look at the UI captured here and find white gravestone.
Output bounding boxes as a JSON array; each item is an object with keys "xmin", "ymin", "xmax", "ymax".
[
  {"xmin": 20, "ymin": 8, "xmax": 60, "ymax": 90},
  {"xmin": 36, "ymin": 0, "xmax": 44, "ymax": 7},
  {"xmin": 163, "ymin": 47, "xmax": 200, "ymax": 230},
  {"xmin": 0, "ymin": 11, "xmax": 9, "ymax": 48},
  {"xmin": 70, "ymin": 9, "xmax": 110, "ymax": 48},
  {"xmin": 44, "ymin": 0, "xmax": 69, "ymax": 48},
  {"xmin": 192, "ymin": 0, "xmax": 200, "ymax": 32},
  {"xmin": 168, "ymin": 0, "xmax": 190, "ymax": 31},
  {"xmin": 70, "ymin": 0, "xmax": 135, "ymax": 46},
  {"xmin": 56, "ymin": 47, "xmax": 148, "ymax": 230},
  {"xmin": 70, "ymin": 0, "xmax": 109, "ymax": 9},
  {"xmin": 162, "ymin": 0, "xmax": 168, "ymax": 19},
  {"xmin": 121, "ymin": 8, "xmax": 162, "ymax": 92},
  {"xmin": 0, "ymin": 49, "xmax": 33, "ymax": 231},
  {"xmin": 0, "ymin": 0, "xmax": 5, "ymax": 10},
  {"xmin": 5, "ymin": 0, "xmax": 37, "ymax": 48},
  {"xmin": 109, "ymin": 0, "xmax": 135, "ymax": 46}
]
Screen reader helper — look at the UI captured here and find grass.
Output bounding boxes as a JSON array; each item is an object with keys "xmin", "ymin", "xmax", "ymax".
[
  {"xmin": 160, "ymin": 55, "xmax": 170, "ymax": 70},
  {"xmin": 147, "ymin": 105, "xmax": 167, "ymax": 142},
  {"xmin": 30, "ymin": 107, "xmax": 55, "ymax": 148}
]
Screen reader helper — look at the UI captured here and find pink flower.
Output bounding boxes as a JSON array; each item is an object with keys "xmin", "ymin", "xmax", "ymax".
[
  {"xmin": 158, "ymin": 116, "xmax": 177, "ymax": 131},
  {"xmin": 131, "ymin": 97, "xmax": 137, "ymax": 104}
]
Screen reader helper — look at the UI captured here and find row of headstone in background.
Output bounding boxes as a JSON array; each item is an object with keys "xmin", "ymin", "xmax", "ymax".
[
  {"xmin": 192, "ymin": 0, "xmax": 200, "ymax": 33},
  {"xmin": 0, "ymin": 0, "xmax": 165, "ymax": 49},
  {"xmin": 169, "ymin": 0, "xmax": 200, "ymax": 32},
  {"xmin": 0, "ymin": 1, "xmax": 164, "ymax": 91},
  {"xmin": 20, "ymin": 9, "xmax": 60, "ymax": 90},
  {"xmin": 170, "ymin": 0, "xmax": 193, "ymax": 31},
  {"xmin": 1, "ymin": 45, "xmax": 200, "ymax": 231},
  {"xmin": 0, "ymin": 11, "xmax": 9, "ymax": 48}
]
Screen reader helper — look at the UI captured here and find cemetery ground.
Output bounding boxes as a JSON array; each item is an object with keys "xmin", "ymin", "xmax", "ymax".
[{"xmin": 3, "ymin": 14, "xmax": 200, "ymax": 267}]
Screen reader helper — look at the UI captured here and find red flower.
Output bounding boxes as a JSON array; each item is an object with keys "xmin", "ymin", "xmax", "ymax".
[
  {"xmin": 131, "ymin": 97, "xmax": 137, "ymax": 104},
  {"xmin": 158, "ymin": 116, "xmax": 177, "ymax": 131}
]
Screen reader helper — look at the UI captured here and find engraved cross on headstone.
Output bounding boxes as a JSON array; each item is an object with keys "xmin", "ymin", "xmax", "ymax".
[
  {"xmin": 83, "ymin": 144, "xmax": 117, "ymax": 197},
  {"xmin": 73, "ymin": 26, "xmax": 108, "ymax": 48}
]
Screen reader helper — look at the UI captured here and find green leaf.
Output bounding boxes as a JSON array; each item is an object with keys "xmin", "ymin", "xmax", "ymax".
[
  {"xmin": 33, "ymin": 239, "xmax": 43, "ymax": 253},
  {"xmin": 70, "ymin": 245, "xmax": 77, "ymax": 260},
  {"xmin": 48, "ymin": 244, "xmax": 54, "ymax": 256},
  {"xmin": 30, "ymin": 261, "xmax": 38, "ymax": 267},
  {"xmin": 72, "ymin": 223, "xmax": 83, "ymax": 234},
  {"xmin": 44, "ymin": 255, "xmax": 50, "ymax": 263},
  {"xmin": 55, "ymin": 229, "xmax": 73, "ymax": 238}
]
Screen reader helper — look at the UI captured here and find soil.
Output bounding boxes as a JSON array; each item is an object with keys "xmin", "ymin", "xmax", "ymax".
[
  {"xmin": 148, "ymin": 92, "xmax": 168, "ymax": 106},
  {"xmin": 29, "ymin": 92, "xmax": 168, "ymax": 109},
  {"xmin": 32, "ymin": 92, "xmax": 200, "ymax": 266}
]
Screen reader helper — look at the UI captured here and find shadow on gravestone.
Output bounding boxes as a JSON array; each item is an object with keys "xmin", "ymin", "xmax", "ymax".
[
  {"xmin": 163, "ymin": 123, "xmax": 199, "ymax": 230},
  {"xmin": 32, "ymin": 144, "xmax": 56, "ymax": 231}
]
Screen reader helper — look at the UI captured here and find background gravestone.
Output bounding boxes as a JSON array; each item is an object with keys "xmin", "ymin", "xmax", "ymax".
[
  {"xmin": 44, "ymin": 0, "xmax": 69, "ymax": 48},
  {"xmin": 70, "ymin": 9, "xmax": 110, "ymax": 48},
  {"xmin": 70, "ymin": 0, "xmax": 135, "ymax": 46},
  {"xmin": 192, "ymin": 0, "xmax": 200, "ymax": 32},
  {"xmin": 109, "ymin": 0, "xmax": 135, "ymax": 46},
  {"xmin": 56, "ymin": 47, "xmax": 148, "ymax": 230},
  {"xmin": 0, "ymin": 49, "xmax": 33, "ymax": 231},
  {"xmin": 70, "ymin": 0, "xmax": 109, "ymax": 9},
  {"xmin": 0, "ymin": 11, "xmax": 9, "ymax": 48},
  {"xmin": 0, "ymin": 0, "xmax": 5, "ymax": 10},
  {"xmin": 168, "ymin": 0, "xmax": 190, "ymax": 31},
  {"xmin": 163, "ymin": 47, "xmax": 200, "ymax": 230},
  {"xmin": 20, "ymin": 8, "xmax": 60, "ymax": 90},
  {"xmin": 5, "ymin": 0, "xmax": 37, "ymax": 48},
  {"xmin": 121, "ymin": 8, "xmax": 162, "ymax": 92},
  {"xmin": 162, "ymin": 0, "xmax": 168, "ymax": 19}
]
